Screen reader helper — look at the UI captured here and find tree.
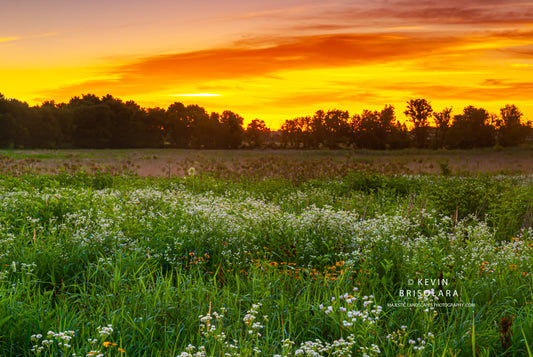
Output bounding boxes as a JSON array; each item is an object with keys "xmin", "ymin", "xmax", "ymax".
[
  {"xmin": 165, "ymin": 102, "xmax": 190, "ymax": 147},
  {"xmin": 100, "ymin": 95, "xmax": 147, "ymax": 148},
  {"xmin": 498, "ymin": 104, "xmax": 529, "ymax": 146},
  {"xmin": 353, "ymin": 105, "xmax": 398, "ymax": 149},
  {"xmin": 446, "ymin": 106, "xmax": 495, "ymax": 148},
  {"xmin": 404, "ymin": 99, "xmax": 433, "ymax": 148},
  {"xmin": 219, "ymin": 110, "xmax": 244, "ymax": 149},
  {"xmin": 145, "ymin": 107, "xmax": 166, "ymax": 147},
  {"xmin": 183, "ymin": 105, "xmax": 213, "ymax": 148},
  {"xmin": 71, "ymin": 104, "xmax": 113, "ymax": 148},
  {"xmin": 321, "ymin": 109, "xmax": 351, "ymax": 148},
  {"xmin": 0, "ymin": 112, "xmax": 17, "ymax": 148},
  {"xmin": 310, "ymin": 110, "xmax": 326, "ymax": 148},
  {"xmin": 29, "ymin": 105, "xmax": 64, "ymax": 148},
  {"xmin": 432, "ymin": 107, "xmax": 452, "ymax": 149},
  {"xmin": 0, "ymin": 95, "xmax": 31, "ymax": 148},
  {"xmin": 245, "ymin": 119, "xmax": 270, "ymax": 148},
  {"xmin": 280, "ymin": 118, "xmax": 302, "ymax": 148}
]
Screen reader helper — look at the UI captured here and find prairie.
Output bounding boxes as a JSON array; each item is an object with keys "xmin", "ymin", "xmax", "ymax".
[
  {"xmin": 0, "ymin": 149, "xmax": 532, "ymax": 356},
  {"xmin": 2, "ymin": 147, "xmax": 533, "ymax": 178}
]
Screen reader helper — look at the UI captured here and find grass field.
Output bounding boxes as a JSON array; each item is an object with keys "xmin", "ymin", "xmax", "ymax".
[
  {"xmin": 1, "ymin": 149, "xmax": 532, "ymax": 356},
  {"xmin": 2, "ymin": 147, "xmax": 533, "ymax": 178}
]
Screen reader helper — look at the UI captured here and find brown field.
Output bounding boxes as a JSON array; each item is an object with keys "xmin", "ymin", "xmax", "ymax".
[{"xmin": 2, "ymin": 147, "xmax": 533, "ymax": 179}]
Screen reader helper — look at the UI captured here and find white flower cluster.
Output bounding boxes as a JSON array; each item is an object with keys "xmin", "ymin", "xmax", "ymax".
[
  {"xmin": 30, "ymin": 330, "xmax": 75, "ymax": 354},
  {"xmin": 96, "ymin": 324, "xmax": 113, "ymax": 338},
  {"xmin": 243, "ymin": 303, "xmax": 266, "ymax": 338},
  {"xmin": 199, "ymin": 307, "xmax": 226, "ymax": 342},
  {"xmin": 361, "ymin": 343, "xmax": 381, "ymax": 357},
  {"xmin": 319, "ymin": 288, "xmax": 382, "ymax": 328},
  {"xmin": 386, "ymin": 327, "xmax": 434, "ymax": 353},
  {"xmin": 177, "ymin": 344, "xmax": 206, "ymax": 357},
  {"xmin": 292, "ymin": 334, "xmax": 357, "ymax": 356},
  {"xmin": 30, "ymin": 324, "xmax": 118, "ymax": 356}
]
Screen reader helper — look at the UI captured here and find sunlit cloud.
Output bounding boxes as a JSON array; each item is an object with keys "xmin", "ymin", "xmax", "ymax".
[
  {"xmin": 0, "ymin": 37, "xmax": 19, "ymax": 43},
  {"xmin": 45, "ymin": 32, "xmax": 461, "ymax": 97},
  {"xmin": 216, "ymin": 3, "xmax": 338, "ymax": 21},
  {"xmin": 170, "ymin": 93, "xmax": 221, "ymax": 97},
  {"xmin": 33, "ymin": 32, "xmax": 60, "ymax": 38}
]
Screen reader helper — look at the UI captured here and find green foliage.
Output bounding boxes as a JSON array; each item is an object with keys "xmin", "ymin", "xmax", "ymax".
[{"xmin": 0, "ymin": 172, "xmax": 532, "ymax": 356}]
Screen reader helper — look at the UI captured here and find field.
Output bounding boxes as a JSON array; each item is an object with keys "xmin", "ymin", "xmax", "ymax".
[
  {"xmin": 2, "ymin": 147, "xmax": 533, "ymax": 178},
  {"xmin": 1, "ymin": 149, "xmax": 533, "ymax": 356}
]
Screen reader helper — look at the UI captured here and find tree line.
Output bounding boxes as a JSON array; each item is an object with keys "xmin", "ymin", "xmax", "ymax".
[
  {"xmin": 0, "ymin": 93, "xmax": 259, "ymax": 149},
  {"xmin": 281, "ymin": 99, "xmax": 531, "ymax": 149},
  {"xmin": 0, "ymin": 94, "xmax": 530, "ymax": 149}
]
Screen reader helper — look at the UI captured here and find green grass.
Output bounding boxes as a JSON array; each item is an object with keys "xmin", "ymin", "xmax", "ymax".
[{"xmin": 0, "ymin": 172, "xmax": 532, "ymax": 356}]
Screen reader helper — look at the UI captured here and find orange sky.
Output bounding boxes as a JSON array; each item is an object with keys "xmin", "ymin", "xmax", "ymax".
[{"xmin": 1, "ymin": 0, "xmax": 533, "ymax": 128}]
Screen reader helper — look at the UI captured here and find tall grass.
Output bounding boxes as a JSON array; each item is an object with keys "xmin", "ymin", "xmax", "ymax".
[{"xmin": 0, "ymin": 172, "xmax": 531, "ymax": 356}]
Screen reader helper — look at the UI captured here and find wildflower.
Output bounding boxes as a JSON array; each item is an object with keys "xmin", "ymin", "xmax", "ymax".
[{"xmin": 103, "ymin": 341, "xmax": 117, "ymax": 347}]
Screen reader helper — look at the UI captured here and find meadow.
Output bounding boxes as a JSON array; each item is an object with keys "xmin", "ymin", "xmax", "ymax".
[{"xmin": 0, "ymin": 149, "xmax": 532, "ymax": 356}]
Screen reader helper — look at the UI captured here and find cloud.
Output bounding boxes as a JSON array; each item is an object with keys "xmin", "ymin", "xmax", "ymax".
[
  {"xmin": 264, "ymin": 90, "xmax": 387, "ymax": 109},
  {"xmin": 0, "ymin": 37, "xmax": 19, "ymax": 43},
  {"xmin": 288, "ymin": 0, "xmax": 533, "ymax": 34},
  {"xmin": 45, "ymin": 32, "xmax": 459, "ymax": 98},
  {"xmin": 0, "ymin": 31, "xmax": 58, "ymax": 44},
  {"xmin": 170, "ymin": 93, "xmax": 221, "ymax": 97},
  {"xmin": 382, "ymin": 79, "xmax": 533, "ymax": 102},
  {"xmin": 216, "ymin": 3, "xmax": 338, "ymax": 22}
]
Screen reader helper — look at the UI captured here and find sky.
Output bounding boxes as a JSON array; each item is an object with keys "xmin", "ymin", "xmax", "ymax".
[{"xmin": 1, "ymin": 0, "xmax": 533, "ymax": 128}]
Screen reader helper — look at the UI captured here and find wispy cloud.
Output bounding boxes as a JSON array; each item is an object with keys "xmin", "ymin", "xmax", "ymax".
[
  {"xmin": 170, "ymin": 93, "xmax": 221, "ymax": 97},
  {"xmin": 0, "ymin": 37, "xmax": 19, "ymax": 43},
  {"xmin": 216, "ymin": 3, "xmax": 338, "ymax": 22},
  {"xmin": 45, "ymin": 32, "xmax": 460, "ymax": 97},
  {"xmin": 381, "ymin": 79, "xmax": 533, "ymax": 102},
  {"xmin": 0, "ymin": 31, "xmax": 59, "ymax": 44},
  {"xmin": 287, "ymin": 0, "xmax": 533, "ymax": 34}
]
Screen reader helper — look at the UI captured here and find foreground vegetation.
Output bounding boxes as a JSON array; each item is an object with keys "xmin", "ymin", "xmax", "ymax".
[{"xmin": 1, "ymin": 170, "xmax": 532, "ymax": 356}]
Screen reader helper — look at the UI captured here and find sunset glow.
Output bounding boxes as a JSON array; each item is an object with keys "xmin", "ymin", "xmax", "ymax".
[
  {"xmin": 1, "ymin": 0, "xmax": 533, "ymax": 128},
  {"xmin": 171, "ymin": 93, "xmax": 222, "ymax": 97}
]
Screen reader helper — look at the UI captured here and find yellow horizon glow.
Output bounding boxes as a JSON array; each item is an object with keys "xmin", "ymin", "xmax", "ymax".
[{"xmin": 170, "ymin": 93, "xmax": 221, "ymax": 97}]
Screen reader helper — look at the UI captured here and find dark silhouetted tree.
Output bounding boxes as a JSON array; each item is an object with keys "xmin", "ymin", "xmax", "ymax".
[
  {"xmin": 446, "ymin": 106, "xmax": 495, "ymax": 148},
  {"xmin": 145, "ymin": 107, "xmax": 166, "ymax": 147},
  {"xmin": 72, "ymin": 104, "xmax": 113, "ymax": 148},
  {"xmin": 245, "ymin": 119, "xmax": 270, "ymax": 148},
  {"xmin": 0, "ymin": 95, "xmax": 31, "ymax": 148},
  {"xmin": 404, "ymin": 99, "xmax": 433, "ymax": 148},
  {"xmin": 280, "ymin": 118, "xmax": 303, "ymax": 148},
  {"xmin": 321, "ymin": 109, "xmax": 351, "ymax": 148},
  {"xmin": 353, "ymin": 105, "xmax": 399, "ymax": 149},
  {"xmin": 219, "ymin": 110, "xmax": 244, "ymax": 149},
  {"xmin": 310, "ymin": 110, "xmax": 327, "ymax": 148},
  {"xmin": 29, "ymin": 104, "xmax": 64, "ymax": 148},
  {"xmin": 0, "ymin": 112, "xmax": 17, "ymax": 148},
  {"xmin": 100, "ymin": 95, "xmax": 147, "ymax": 148},
  {"xmin": 165, "ymin": 102, "xmax": 190, "ymax": 147},
  {"xmin": 498, "ymin": 104, "xmax": 530, "ymax": 146},
  {"xmin": 190, "ymin": 109, "xmax": 220, "ymax": 148},
  {"xmin": 432, "ymin": 107, "xmax": 452, "ymax": 149}
]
